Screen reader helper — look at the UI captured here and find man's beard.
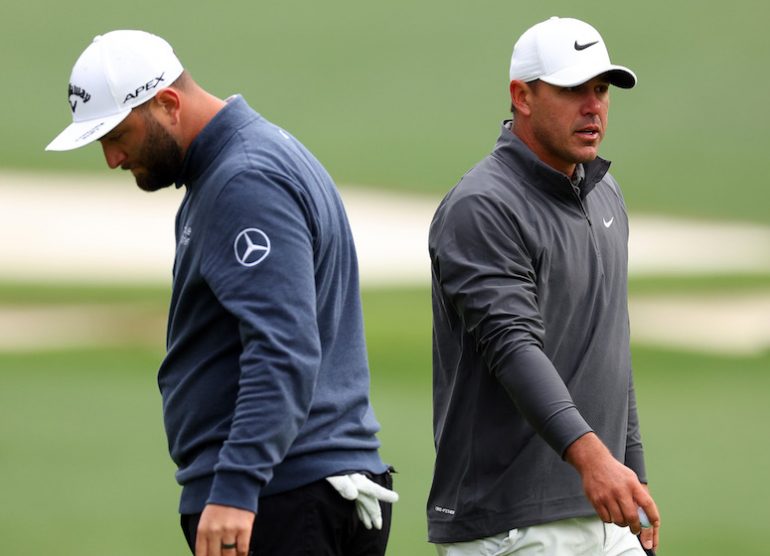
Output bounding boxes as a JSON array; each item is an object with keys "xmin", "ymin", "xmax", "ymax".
[{"xmin": 132, "ymin": 113, "xmax": 185, "ymax": 192}]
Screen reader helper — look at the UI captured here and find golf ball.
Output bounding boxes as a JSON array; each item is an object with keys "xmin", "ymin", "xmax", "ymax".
[{"xmin": 637, "ymin": 507, "xmax": 651, "ymax": 528}]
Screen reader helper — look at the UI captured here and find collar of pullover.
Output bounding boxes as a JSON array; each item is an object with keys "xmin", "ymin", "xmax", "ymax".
[
  {"xmin": 493, "ymin": 120, "xmax": 611, "ymax": 201},
  {"xmin": 175, "ymin": 95, "xmax": 259, "ymax": 188}
]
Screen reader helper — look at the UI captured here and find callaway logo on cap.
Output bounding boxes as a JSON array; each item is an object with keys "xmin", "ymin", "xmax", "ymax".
[
  {"xmin": 46, "ymin": 30, "xmax": 184, "ymax": 152},
  {"xmin": 509, "ymin": 16, "xmax": 636, "ymax": 89}
]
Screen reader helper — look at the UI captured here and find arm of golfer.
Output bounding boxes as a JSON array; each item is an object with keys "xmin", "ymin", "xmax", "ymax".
[
  {"xmin": 195, "ymin": 503, "xmax": 255, "ymax": 556},
  {"xmin": 565, "ymin": 432, "xmax": 660, "ymax": 551}
]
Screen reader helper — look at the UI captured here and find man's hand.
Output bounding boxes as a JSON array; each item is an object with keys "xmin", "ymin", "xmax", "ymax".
[
  {"xmin": 326, "ymin": 473, "xmax": 399, "ymax": 529},
  {"xmin": 195, "ymin": 504, "xmax": 255, "ymax": 556},
  {"xmin": 565, "ymin": 433, "xmax": 660, "ymax": 551}
]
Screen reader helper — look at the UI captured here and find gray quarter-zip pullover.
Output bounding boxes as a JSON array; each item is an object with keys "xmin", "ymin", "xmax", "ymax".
[{"xmin": 427, "ymin": 122, "xmax": 646, "ymax": 543}]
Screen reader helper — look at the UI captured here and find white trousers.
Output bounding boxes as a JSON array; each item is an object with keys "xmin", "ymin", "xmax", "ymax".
[{"xmin": 435, "ymin": 517, "xmax": 645, "ymax": 556}]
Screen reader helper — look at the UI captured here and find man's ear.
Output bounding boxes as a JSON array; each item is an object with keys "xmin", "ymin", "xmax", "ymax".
[
  {"xmin": 509, "ymin": 80, "xmax": 534, "ymax": 116},
  {"xmin": 152, "ymin": 88, "xmax": 182, "ymax": 125}
]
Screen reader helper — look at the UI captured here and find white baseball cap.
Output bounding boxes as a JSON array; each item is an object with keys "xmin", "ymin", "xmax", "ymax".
[
  {"xmin": 509, "ymin": 17, "xmax": 636, "ymax": 89},
  {"xmin": 46, "ymin": 30, "xmax": 184, "ymax": 152}
]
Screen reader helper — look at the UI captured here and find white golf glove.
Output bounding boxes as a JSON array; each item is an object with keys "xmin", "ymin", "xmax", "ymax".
[{"xmin": 326, "ymin": 473, "xmax": 399, "ymax": 530}]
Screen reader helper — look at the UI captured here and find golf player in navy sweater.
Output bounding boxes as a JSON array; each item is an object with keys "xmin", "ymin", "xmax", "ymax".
[{"xmin": 47, "ymin": 30, "xmax": 397, "ymax": 556}]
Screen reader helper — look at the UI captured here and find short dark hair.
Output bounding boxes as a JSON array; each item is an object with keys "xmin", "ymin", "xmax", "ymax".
[{"xmin": 170, "ymin": 70, "xmax": 192, "ymax": 91}]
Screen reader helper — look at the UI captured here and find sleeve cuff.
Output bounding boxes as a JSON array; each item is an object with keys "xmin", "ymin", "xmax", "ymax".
[
  {"xmin": 624, "ymin": 447, "xmax": 647, "ymax": 483},
  {"xmin": 207, "ymin": 471, "xmax": 263, "ymax": 513},
  {"xmin": 545, "ymin": 409, "xmax": 594, "ymax": 459}
]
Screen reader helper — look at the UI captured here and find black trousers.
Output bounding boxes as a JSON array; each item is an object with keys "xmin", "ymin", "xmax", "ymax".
[{"xmin": 181, "ymin": 471, "xmax": 393, "ymax": 556}]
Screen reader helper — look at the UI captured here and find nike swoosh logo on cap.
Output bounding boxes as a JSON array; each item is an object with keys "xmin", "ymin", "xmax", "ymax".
[{"xmin": 574, "ymin": 40, "xmax": 599, "ymax": 51}]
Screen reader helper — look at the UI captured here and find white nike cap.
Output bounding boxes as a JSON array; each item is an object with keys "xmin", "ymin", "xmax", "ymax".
[
  {"xmin": 46, "ymin": 30, "xmax": 184, "ymax": 152},
  {"xmin": 509, "ymin": 17, "xmax": 636, "ymax": 89}
]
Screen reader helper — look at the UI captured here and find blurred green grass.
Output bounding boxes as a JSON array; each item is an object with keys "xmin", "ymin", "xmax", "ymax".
[
  {"xmin": 4, "ymin": 0, "xmax": 770, "ymax": 223},
  {"xmin": 3, "ymin": 1, "xmax": 770, "ymax": 554},
  {"xmin": 1, "ymin": 284, "xmax": 769, "ymax": 555}
]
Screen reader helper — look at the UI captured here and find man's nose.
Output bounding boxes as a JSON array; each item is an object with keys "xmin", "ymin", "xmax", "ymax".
[
  {"xmin": 582, "ymin": 92, "xmax": 605, "ymax": 116},
  {"xmin": 101, "ymin": 142, "xmax": 127, "ymax": 169}
]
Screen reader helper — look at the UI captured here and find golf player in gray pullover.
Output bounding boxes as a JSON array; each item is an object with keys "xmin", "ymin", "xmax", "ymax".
[{"xmin": 427, "ymin": 17, "xmax": 660, "ymax": 555}]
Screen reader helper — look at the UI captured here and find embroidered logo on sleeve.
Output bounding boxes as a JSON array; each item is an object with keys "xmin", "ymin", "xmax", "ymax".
[
  {"xmin": 234, "ymin": 228, "xmax": 271, "ymax": 267},
  {"xmin": 180, "ymin": 225, "xmax": 193, "ymax": 246}
]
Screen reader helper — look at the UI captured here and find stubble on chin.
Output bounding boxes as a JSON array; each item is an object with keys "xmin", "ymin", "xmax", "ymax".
[
  {"xmin": 132, "ymin": 111, "xmax": 185, "ymax": 192},
  {"xmin": 134, "ymin": 170, "xmax": 174, "ymax": 192}
]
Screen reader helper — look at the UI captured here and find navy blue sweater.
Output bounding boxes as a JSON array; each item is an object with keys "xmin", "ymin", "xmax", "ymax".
[{"xmin": 159, "ymin": 96, "xmax": 386, "ymax": 514}]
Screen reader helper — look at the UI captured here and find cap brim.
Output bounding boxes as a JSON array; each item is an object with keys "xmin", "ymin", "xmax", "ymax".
[
  {"xmin": 45, "ymin": 109, "xmax": 131, "ymax": 151},
  {"xmin": 541, "ymin": 64, "xmax": 637, "ymax": 89}
]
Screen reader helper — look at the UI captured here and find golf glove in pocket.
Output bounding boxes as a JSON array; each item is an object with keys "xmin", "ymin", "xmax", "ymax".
[{"xmin": 326, "ymin": 473, "xmax": 399, "ymax": 530}]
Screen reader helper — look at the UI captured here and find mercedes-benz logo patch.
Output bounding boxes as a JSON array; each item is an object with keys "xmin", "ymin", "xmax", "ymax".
[{"xmin": 234, "ymin": 228, "xmax": 271, "ymax": 267}]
